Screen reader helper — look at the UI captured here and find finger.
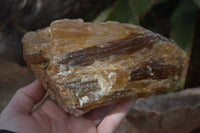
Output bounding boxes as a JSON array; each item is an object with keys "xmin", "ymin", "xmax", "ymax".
[
  {"xmin": 32, "ymin": 99, "xmax": 71, "ymax": 133},
  {"xmin": 34, "ymin": 98, "xmax": 68, "ymax": 121},
  {"xmin": 83, "ymin": 104, "xmax": 115, "ymax": 126},
  {"xmin": 36, "ymin": 99, "xmax": 96, "ymax": 133},
  {"xmin": 97, "ymin": 99, "xmax": 135, "ymax": 133},
  {"xmin": 5, "ymin": 80, "xmax": 46, "ymax": 113}
]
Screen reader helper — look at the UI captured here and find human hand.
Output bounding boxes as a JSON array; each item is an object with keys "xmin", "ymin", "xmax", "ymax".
[{"xmin": 0, "ymin": 80, "xmax": 135, "ymax": 133}]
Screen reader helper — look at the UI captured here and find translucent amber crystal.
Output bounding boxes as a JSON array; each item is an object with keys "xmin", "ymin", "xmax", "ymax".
[{"xmin": 22, "ymin": 19, "xmax": 188, "ymax": 116}]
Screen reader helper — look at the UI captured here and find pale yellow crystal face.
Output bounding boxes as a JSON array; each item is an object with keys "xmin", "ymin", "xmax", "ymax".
[{"xmin": 22, "ymin": 19, "xmax": 188, "ymax": 116}]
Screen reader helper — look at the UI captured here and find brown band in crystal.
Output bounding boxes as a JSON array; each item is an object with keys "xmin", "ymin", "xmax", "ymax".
[
  {"xmin": 130, "ymin": 61, "xmax": 177, "ymax": 81},
  {"xmin": 59, "ymin": 34, "xmax": 160, "ymax": 67}
]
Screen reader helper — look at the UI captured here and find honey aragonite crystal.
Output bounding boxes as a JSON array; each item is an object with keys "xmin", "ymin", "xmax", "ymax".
[{"xmin": 22, "ymin": 19, "xmax": 188, "ymax": 116}]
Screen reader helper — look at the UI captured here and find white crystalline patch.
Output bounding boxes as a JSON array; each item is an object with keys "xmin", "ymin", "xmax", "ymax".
[
  {"xmin": 79, "ymin": 96, "xmax": 90, "ymax": 107},
  {"xmin": 146, "ymin": 65, "xmax": 154, "ymax": 76},
  {"xmin": 95, "ymin": 71, "xmax": 117, "ymax": 94},
  {"xmin": 87, "ymin": 27, "xmax": 92, "ymax": 31},
  {"xmin": 107, "ymin": 71, "xmax": 117, "ymax": 85},
  {"xmin": 150, "ymin": 73, "xmax": 154, "ymax": 76},
  {"xmin": 146, "ymin": 65, "xmax": 152, "ymax": 72}
]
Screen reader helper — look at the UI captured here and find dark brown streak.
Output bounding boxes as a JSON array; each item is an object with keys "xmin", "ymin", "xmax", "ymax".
[
  {"xmin": 24, "ymin": 52, "xmax": 48, "ymax": 64},
  {"xmin": 130, "ymin": 61, "xmax": 177, "ymax": 81},
  {"xmin": 59, "ymin": 34, "xmax": 160, "ymax": 67}
]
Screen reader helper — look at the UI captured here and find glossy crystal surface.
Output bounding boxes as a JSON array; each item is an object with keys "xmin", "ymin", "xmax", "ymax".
[{"xmin": 22, "ymin": 19, "xmax": 188, "ymax": 116}]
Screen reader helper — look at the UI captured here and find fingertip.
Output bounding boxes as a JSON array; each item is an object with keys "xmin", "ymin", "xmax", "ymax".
[{"xmin": 97, "ymin": 99, "xmax": 135, "ymax": 133}]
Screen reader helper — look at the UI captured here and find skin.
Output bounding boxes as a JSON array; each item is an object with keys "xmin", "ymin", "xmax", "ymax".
[{"xmin": 0, "ymin": 80, "xmax": 135, "ymax": 133}]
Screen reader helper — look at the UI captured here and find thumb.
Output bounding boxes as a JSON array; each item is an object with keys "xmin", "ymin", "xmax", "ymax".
[
  {"xmin": 97, "ymin": 99, "xmax": 135, "ymax": 133},
  {"xmin": 4, "ymin": 80, "xmax": 46, "ymax": 113}
]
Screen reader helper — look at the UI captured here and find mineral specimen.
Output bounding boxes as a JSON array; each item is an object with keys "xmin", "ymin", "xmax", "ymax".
[{"xmin": 22, "ymin": 19, "xmax": 188, "ymax": 116}]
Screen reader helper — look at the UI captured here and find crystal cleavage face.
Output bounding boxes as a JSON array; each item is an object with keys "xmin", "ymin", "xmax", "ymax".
[{"xmin": 22, "ymin": 19, "xmax": 188, "ymax": 116}]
